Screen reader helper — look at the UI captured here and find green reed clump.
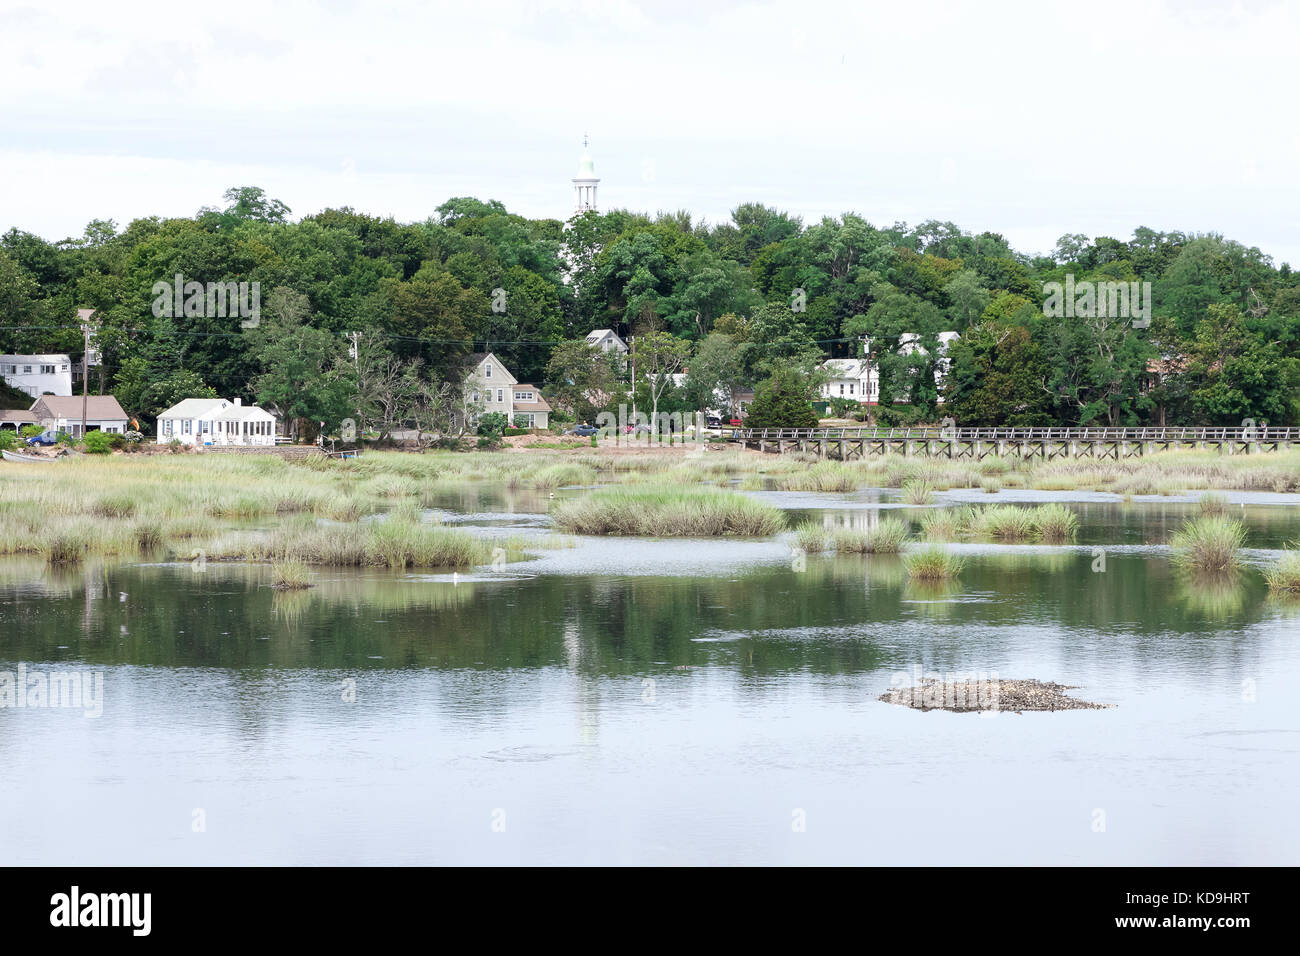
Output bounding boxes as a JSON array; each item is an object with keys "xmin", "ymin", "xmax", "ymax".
[
  {"xmin": 551, "ymin": 485, "xmax": 786, "ymax": 537},
  {"xmin": 1263, "ymin": 550, "xmax": 1300, "ymax": 593},
  {"xmin": 901, "ymin": 479, "xmax": 934, "ymax": 505},
  {"xmin": 968, "ymin": 504, "xmax": 1037, "ymax": 540},
  {"xmin": 773, "ymin": 462, "xmax": 862, "ymax": 492},
  {"xmin": 1197, "ymin": 492, "xmax": 1230, "ymax": 517},
  {"xmin": 271, "ymin": 560, "xmax": 314, "ymax": 590},
  {"xmin": 1168, "ymin": 516, "xmax": 1246, "ymax": 573},
  {"xmin": 1033, "ymin": 503, "xmax": 1079, "ymax": 542},
  {"xmin": 830, "ymin": 516, "xmax": 910, "ymax": 554},
  {"xmin": 919, "ymin": 507, "xmax": 972, "ymax": 540},
  {"xmin": 794, "ymin": 521, "xmax": 830, "ymax": 552},
  {"xmin": 902, "ymin": 545, "xmax": 965, "ymax": 580}
]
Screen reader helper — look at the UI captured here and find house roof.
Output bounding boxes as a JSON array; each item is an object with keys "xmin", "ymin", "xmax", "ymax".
[
  {"xmin": 0, "ymin": 353, "xmax": 73, "ymax": 363},
  {"xmin": 585, "ymin": 329, "xmax": 627, "ymax": 349},
  {"xmin": 30, "ymin": 395, "xmax": 127, "ymax": 421},
  {"xmin": 158, "ymin": 398, "xmax": 228, "ymax": 418},
  {"xmin": 0, "ymin": 409, "xmax": 37, "ymax": 423},
  {"xmin": 821, "ymin": 359, "xmax": 870, "ymax": 379},
  {"xmin": 213, "ymin": 405, "xmax": 275, "ymax": 421},
  {"xmin": 465, "ymin": 352, "xmax": 517, "ymax": 386},
  {"xmin": 512, "ymin": 385, "xmax": 551, "ymax": 412},
  {"xmin": 158, "ymin": 398, "xmax": 275, "ymax": 420}
]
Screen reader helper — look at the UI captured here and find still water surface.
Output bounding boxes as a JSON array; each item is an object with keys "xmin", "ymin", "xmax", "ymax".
[{"xmin": 2, "ymin": 487, "xmax": 1298, "ymax": 864}]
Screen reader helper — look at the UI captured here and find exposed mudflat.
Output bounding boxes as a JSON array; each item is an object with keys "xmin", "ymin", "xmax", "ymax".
[{"xmin": 879, "ymin": 678, "xmax": 1112, "ymax": 713}]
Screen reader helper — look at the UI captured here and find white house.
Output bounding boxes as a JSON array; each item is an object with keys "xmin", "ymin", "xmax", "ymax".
[
  {"xmin": 462, "ymin": 354, "xmax": 553, "ymax": 429},
  {"xmin": 29, "ymin": 395, "xmax": 129, "ymax": 436},
  {"xmin": 156, "ymin": 397, "xmax": 277, "ymax": 445},
  {"xmin": 463, "ymin": 353, "xmax": 516, "ymax": 423},
  {"xmin": 840, "ymin": 331, "xmax": 961, "ymax": 405},
  {"xmin": 585, "ymin": 329, "xmax": 628, "ymax": 355},
  {"xmin": 511, "ymin": 384, "xmax": 552, "ymax": 429},
  {"xmin": 818, "ymin": 358, "xmax": 877, "ymax": 404},
  {"xmin": 0, "ymin": 354, "xmax": 74, "ymax": 397}
]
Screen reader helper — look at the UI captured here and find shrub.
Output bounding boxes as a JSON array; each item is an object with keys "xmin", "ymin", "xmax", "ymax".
[
  {"xmin": 744, "ymin": 368, "xmax": 819, "ymax": 429},
  {"xmin": 0, "ymin": 430, "xmax": 16, "ymax": 451},
  {"xmin": 82, "ymin": 431, "xmax": 116, "ymax": 454},
  {"xmin": 477, "ymin": 412, "xmax": 509, "ymax": 437}
]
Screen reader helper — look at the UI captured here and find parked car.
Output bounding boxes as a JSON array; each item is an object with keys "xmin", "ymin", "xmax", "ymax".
[
  {"xmin": 26, "ymin": 430, "xmax": 59, "ymax": 446},
  {"xmin": 705, "ymin": 415, "xmax": 722, "ymax": 428},
  {"xmin": 565, "ymin": 424, "xmax": 599, "ymax": 436}
]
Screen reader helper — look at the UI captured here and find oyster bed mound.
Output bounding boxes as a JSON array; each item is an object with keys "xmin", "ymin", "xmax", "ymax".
[{"xmin": 879, "ymin": 678, "xmax": 1112, "ymax": 713}]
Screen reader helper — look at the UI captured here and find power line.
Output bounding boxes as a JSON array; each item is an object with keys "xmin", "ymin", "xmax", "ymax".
[{"xmin": 0, "ymin": 325, "xmax": 866, "ymax": 349}]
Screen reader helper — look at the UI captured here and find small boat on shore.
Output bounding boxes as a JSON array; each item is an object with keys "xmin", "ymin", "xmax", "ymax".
[{"xmin": 2, "ymin": 449, "xmax": 56, "ymax": 464}]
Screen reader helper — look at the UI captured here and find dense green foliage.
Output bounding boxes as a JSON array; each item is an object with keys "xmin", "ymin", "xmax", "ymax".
[{"xmin": 3, "ymin": 188, "xmax": 1297, "ymax": 431}]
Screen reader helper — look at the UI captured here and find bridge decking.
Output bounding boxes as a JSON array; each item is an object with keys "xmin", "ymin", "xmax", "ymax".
[{"xmin": 728, "ymin": 426, "xmax": 1299, "ymax": 459}]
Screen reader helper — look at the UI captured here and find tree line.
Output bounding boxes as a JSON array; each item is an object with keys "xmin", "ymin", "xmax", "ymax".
[{"xmin": 1, "ymin": 186, "xmax": 1296, "ymax": 436}]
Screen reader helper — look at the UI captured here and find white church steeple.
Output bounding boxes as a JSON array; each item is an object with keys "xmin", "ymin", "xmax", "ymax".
[{"xmin": 572, "ymin": 134, "xmax": 599, "ymax": 217}]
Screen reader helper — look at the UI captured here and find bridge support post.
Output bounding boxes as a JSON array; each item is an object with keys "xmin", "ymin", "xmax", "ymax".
[
  {"xmin": 819, "ymin": 439, "xmax": 827, "ymax": 458},
  {"xmin": 997, "ymin": 440, "xmax": 1006, "ymax": 456}
]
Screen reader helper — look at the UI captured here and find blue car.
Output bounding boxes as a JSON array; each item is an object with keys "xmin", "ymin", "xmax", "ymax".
[
  {"xmin": 26, "ymin": 430, "xmax": 58, "ymax": 446},
  {"xmin": 565, "ymin": 424, "xmax": 599, "ymax": 436}
]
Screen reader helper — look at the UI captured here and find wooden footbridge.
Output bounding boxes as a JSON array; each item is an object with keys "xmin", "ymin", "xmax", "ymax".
[{"xmin": 729, "ymin": 426, "xmax": 1300, "ymax": 459}]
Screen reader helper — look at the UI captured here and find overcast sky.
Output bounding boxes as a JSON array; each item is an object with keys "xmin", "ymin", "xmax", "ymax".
[{"xmin": 2, "ymin": 0, "xmax": 1297, "ymax": 266}]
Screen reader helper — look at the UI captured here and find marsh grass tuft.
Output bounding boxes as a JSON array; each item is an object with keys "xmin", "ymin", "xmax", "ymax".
[
  {"xmin": 271, "ymin": 560, "xmax": 314, "ymax": 590},
  {"xmin": 1197, "ymin": 492, "xmax": 1230, "ymax": 516},
  {"xmin": 794, "ymin": 521, "xmax": 829, "ymax": 552},
  {"xmin": 1169, "ymin": 516, "xmax": 1246, "ymax": 573},
  {"xmin": 1263, "ymin": 549, "xmax": 1300, "ymax": 593},
  {"xmin": 902, "ymin": 545, "xmax": 965, "ymax": 580},
  {"xmin": 901, "ymin": 479, "xmax": 934, "ymax": 505},
  {"xmin": 830, "ymin": 516, "xmax": 910, "ymax": 554},
  {"xmin": 551, "ymin": 485, "xmax": 785, "ymax": 537}
]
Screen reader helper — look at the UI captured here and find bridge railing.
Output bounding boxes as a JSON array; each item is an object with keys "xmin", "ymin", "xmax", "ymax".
[{"xmin": 731, "ymin": 426, "xmax": 1300, "ymax": 442}]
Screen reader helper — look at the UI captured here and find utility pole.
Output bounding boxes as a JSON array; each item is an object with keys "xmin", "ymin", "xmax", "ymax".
[
  {"xmin": 80, "ymin": 321, "xmax": 90, "ymax": 440},
  {"xmin": 629, "ymin": 333, "xmax": 636, "ymax": 433},
  {"xmin": 348, "ymin": 331, "xmax": 362, "ymax": 439}
]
